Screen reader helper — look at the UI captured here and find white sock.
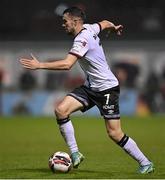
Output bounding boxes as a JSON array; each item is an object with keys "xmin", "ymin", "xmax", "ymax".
[
  {"xmin": 123, "ymin": 137, "xmax": 150, "ymax": 166},
  {"xmin": 59, "ymin": 120, "xmax": 78, "ymax": 154}
]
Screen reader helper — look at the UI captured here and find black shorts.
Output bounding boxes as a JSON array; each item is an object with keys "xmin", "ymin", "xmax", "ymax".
[{"xmin": 67, "ymin": 85, "xmax": 120, "ymax": 120}]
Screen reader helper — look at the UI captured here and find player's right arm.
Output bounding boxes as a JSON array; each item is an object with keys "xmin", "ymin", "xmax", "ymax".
[
  {"xmin": 19, "ymin": 53, "xmax": 78, "ymax": 70},
  {"xmin": 99, "ymin": 20, "xmax": 123, "ymax": 35},
  {"xmin": 20, "ymin": 35, "xmax": 89, "ymax": 71}
]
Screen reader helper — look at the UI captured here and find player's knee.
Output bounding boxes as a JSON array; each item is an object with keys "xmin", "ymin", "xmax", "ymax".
[
  {"xmin": 107, "ymin": 129, "xmax": 123, "ymax": 142},
  {"xmin": 54, "ymin": 104, "xmax": 69, "ymax": 119}
]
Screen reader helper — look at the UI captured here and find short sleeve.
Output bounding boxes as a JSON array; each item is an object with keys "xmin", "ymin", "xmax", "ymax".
[
  {"xmin": 90, "ymin": 23, "xmax": 101, "ymax": 35},
  {"xmin": 69, "ymin": 37, "xmax": 89, "ymax": 58}
]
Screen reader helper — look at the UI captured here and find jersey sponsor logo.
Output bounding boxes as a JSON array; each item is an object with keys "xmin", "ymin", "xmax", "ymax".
[
  {"xmin": 102, "ymin": 104, "xmax": 115, "ymax": 110},
  {"xmin": 82, "ymin": 41, "xmax": 87, "ymax": 47},
  {"xmin": 108, "ymin": 110, "xmax": 114, "ymax": 114},
  {"xmin": 75, "ymin": 40, "xmax": 87, "ymax": 47},
  {"xmin": 93, "ymin": 34, "xmax": 101, "ymax": 46}
]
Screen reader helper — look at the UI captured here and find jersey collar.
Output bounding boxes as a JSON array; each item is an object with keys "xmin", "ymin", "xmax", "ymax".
[{"xmin": 74, "ymin": 28, "xmax": 86, "ymax": 38}]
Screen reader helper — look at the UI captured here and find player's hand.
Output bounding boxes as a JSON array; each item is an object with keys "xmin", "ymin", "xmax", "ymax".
[
  {"xmin": 114, "ymin": 25, "xmax": 123, "ymax": 35},
  {"xmin": 19, "ymin": 53, "xmax": 40, "ymax": 70}
]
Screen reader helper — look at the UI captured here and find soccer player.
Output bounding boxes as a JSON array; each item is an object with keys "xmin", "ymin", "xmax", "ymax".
[{"xmin": 20, "ymin": 7, "xmax": 154, "ymax": 174}]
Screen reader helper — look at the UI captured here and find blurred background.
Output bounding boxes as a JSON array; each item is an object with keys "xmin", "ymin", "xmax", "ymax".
[{"xmin": 0, "ymin": 0, "xmax": 165, "ymax": 117}]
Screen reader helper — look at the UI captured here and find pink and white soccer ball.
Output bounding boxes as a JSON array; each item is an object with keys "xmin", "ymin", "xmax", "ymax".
[{"xmin": 49, "ymin": 151, "xmax": 72, "ymax": 173}]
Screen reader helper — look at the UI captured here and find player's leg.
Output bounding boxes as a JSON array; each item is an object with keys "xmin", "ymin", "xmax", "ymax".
[
  {"xmin": 55, "ymin": 95, "xmax": 83, "ymax": 152},
  {"xmin": 55, "ymin": 95, "xmax": 83, "ymax": 119},
  {"xmin": 105, "ymin": 119, "xmax": 154, "ymax": 173},
  {"xmin": 95, "ymin": 85, "xmax": 154, "ymax": 173},
  {"xmin": 55, "ymin": 93, "xmax": 88, "ymax": 168}
]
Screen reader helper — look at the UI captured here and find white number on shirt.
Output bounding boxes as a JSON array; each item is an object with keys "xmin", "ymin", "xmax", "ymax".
[{"xmin": 104, "ymin": 94, "xmax": 110, "ymax": 105}]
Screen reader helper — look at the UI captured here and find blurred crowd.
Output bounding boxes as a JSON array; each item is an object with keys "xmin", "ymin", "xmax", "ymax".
[
  {"xmin": 0, "ymin": 56, "xmax": 165, "ymax": 115},
  {"xmin": 113, "ymin": 61, "xmax": 165, "ymax": 114},
  {"xmin": 0, "ymin": 0, "xmax": 165, "ymax": 116}
]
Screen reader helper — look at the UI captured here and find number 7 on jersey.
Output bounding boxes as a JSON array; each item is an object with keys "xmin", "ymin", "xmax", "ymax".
[{"xmin": 104, "ymin": 94, "xmax": 110, "ymax": 105}]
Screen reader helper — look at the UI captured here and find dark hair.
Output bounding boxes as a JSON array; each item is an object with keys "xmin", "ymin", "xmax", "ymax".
[{"xmin": 63, "ymin": 7, "xmax": 86, "ymax": 22}]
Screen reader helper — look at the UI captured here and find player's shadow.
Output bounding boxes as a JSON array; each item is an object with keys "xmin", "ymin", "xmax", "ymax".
[
  {"xmin": 19, "ymin": 168, "xmax": 49, "ymax": 173},
  {"xmin": 11, "ymin": 168, "xmax": 115, "ymax": 178}
]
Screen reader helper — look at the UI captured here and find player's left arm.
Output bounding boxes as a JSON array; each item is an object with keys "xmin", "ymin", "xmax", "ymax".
[
  {"xmin": 19, "ymin": 53, "xmax": 78, "ymax": 70},
  {"xmin": 99, "ymin": 20, "xmax": 123, "ymax": 35}
]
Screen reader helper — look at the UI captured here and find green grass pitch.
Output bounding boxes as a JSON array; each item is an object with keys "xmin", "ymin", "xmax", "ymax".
[{"xmin": 0, "ymin": 115, "xmax": 165, "ymax": 179}]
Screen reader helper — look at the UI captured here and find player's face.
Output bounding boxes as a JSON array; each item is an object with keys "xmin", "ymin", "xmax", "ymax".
[{"xmin": 62, "ymin": 13, "xmax": 76, "ymax": 35}]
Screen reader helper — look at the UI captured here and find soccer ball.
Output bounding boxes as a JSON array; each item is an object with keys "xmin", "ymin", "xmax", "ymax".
[{"xmin": 49, "ymin": 151, "xmax": 72, "ymax": 173}]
